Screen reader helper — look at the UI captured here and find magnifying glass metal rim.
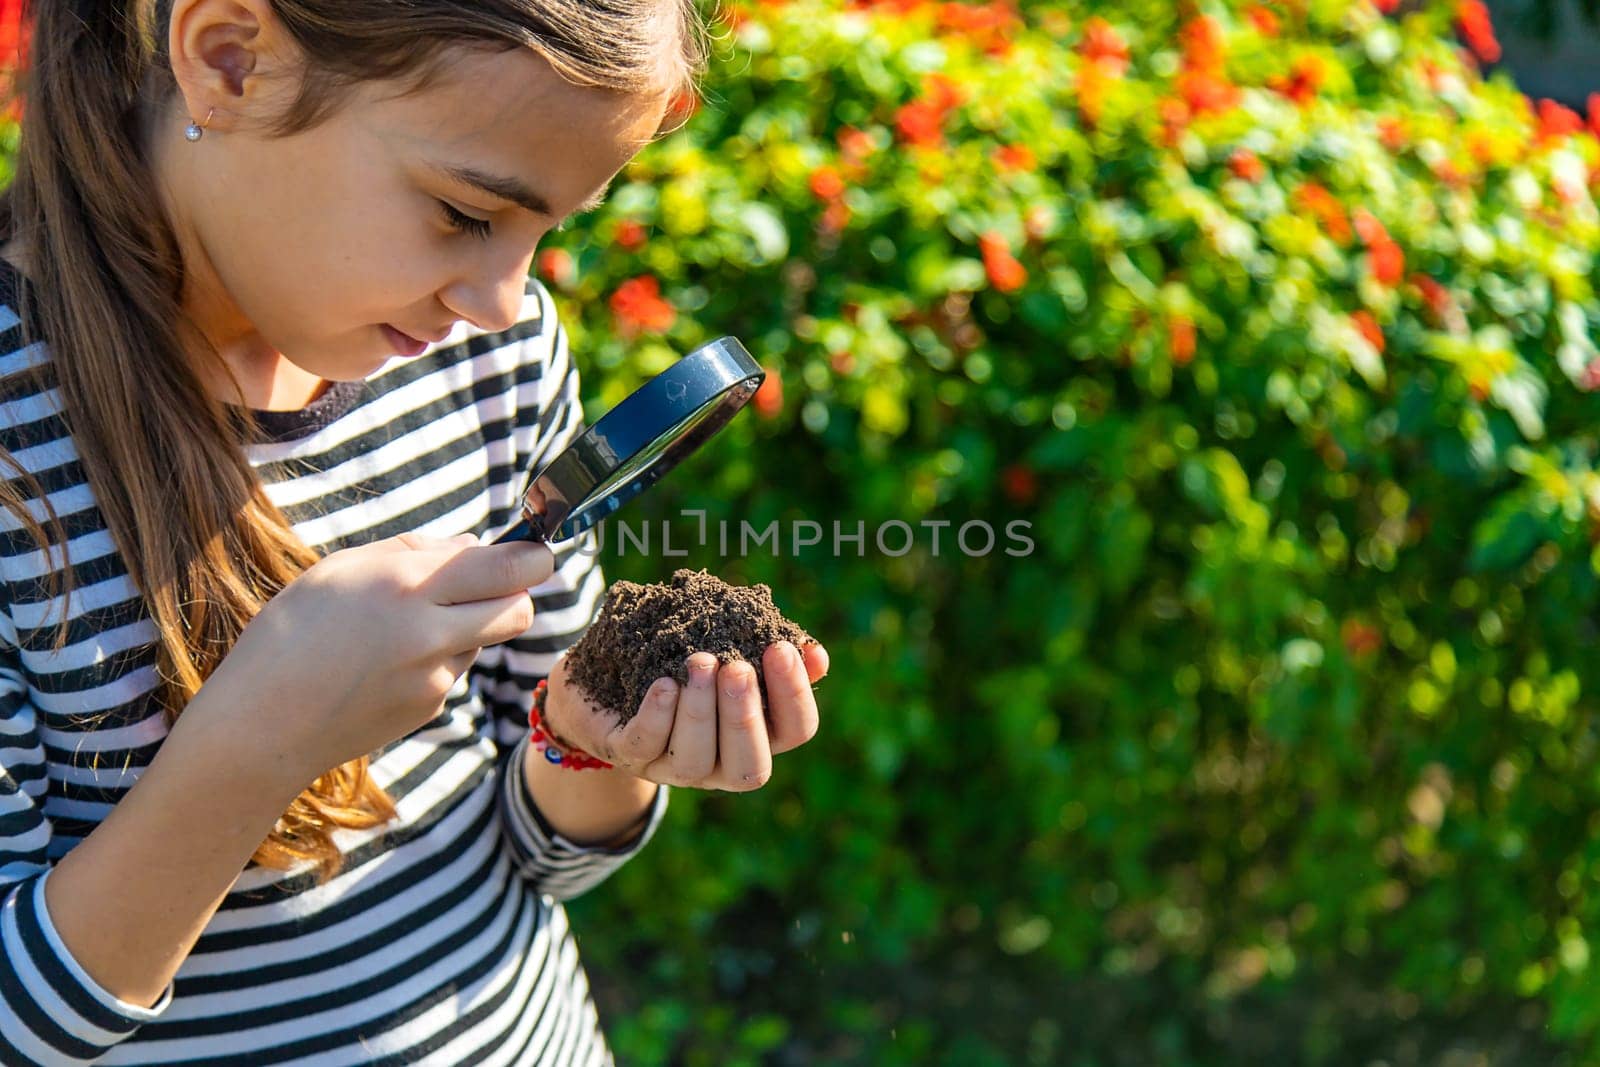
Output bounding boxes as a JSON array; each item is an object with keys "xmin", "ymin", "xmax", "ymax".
[{"xmin": 494, "ymin": 336, "xmax": 763, "ymax": 544}]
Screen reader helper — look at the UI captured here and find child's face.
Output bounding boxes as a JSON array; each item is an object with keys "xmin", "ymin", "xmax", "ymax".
[{"xmin": 159, "ymin": 33, "xmax": 670, "ymax": 391}]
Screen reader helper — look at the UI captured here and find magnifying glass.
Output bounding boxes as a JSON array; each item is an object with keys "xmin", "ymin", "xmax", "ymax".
[{"xmin": 493, "ymin": 336, "xmax": 764, "ymax": 545}]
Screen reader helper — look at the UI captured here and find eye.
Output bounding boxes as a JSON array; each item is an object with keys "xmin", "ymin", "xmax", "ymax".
[{"xmin": 437, "ymin": 199, "xmax": 492, "ymax": 240}]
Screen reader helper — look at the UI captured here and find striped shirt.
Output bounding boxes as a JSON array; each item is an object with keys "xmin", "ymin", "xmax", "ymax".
[{"xmin": 0, "ymin": 257, "xmax": 665, "ymax": 1066}]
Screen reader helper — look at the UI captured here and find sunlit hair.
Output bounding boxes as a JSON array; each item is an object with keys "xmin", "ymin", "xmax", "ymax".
[{"xmin": 0, "ymin": 0, "xmax": 709, "ymax": 883}]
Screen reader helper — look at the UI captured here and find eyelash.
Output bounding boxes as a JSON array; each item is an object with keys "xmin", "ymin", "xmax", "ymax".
[{"xmin": 438, "ymin": 200, "xmax": 493, "ymax": 240}]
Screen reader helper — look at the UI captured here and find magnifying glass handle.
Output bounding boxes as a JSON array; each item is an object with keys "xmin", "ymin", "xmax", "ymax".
[{"xmin": 495, "ymin": 515, "xmax": 542, "ymax": 544}]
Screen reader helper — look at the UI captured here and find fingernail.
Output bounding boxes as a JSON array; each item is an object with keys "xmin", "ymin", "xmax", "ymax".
[
  {"xmin": 656, "ymin": 679, "xmax": 678, "ymax": 705},
  {"xmin": 723, "ymin": 667, "xmax": 751, "ymax": 697},
  {"xmin": 688, "ymin": 657, "xmax": 715, "ymax": 688}
]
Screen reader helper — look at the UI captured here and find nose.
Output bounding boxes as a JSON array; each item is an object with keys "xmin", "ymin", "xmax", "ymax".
[{"xmin": 440, "ymin": 247, "xmax": 535, "ymax": 335}]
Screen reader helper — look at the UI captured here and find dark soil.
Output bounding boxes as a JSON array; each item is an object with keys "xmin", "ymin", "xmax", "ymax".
[{"xmin": 567, "ymin": 568, "xmax": 816, "ymax": 722}]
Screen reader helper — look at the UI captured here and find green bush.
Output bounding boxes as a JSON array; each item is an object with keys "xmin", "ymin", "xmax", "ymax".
[{"xmin": 537, "ymin": 0, "xmax": 1600, "ymax": 1062}]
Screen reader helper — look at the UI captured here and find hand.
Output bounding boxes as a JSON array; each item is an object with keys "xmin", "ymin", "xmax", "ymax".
[
  {"xmin": 542, "ymin": 640, "xmax": 829, "ymax": 791},
  {"xmin": 201, "ymin": 532, "xmax": 555, "ymax": 789}
]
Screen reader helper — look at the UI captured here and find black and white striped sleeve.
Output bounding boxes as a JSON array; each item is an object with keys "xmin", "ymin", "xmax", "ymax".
[
  {"xmin": 474, "ymin": 279, "xmax": 668, "ymax": 898},
  {"xmin": 0, "ymin": 645, "xmax": 173, "ymax": 1065}
]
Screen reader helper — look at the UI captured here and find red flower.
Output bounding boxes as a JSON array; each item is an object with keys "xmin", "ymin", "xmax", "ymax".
[
  {"xmin": 978, "ymin": 231, "xmax": 1027, "ymax": 293},
  {"xmin": 809, "ymin": 165, "xmax": 846, "ymax": 200},
  {"xmin": 752, "ymin": 367, "xmax": 784, "ymax": 419},
  {"xmin": 1589, "ymin": 93, "xmax": 1600, "ymax": 141},
  {"xmin": 924, "ymin": 73, "xmax": 966, "ymax": 114},
  {"xmin": 1246, "ymin": 4, "xmax": 1280, "ymax": 36},
  {"xmin": 535, "ymin": 248, "xmax": 575, "ymax": 288},
  {"xmin": 1079, "ymin": 17, "xmax": 1129, "ymax": 76},
  {"xmin": 1000, "ymin": 463, "xmax": 1039, "ymax": 506},
  {"xmin": 609, "ymin": 276, "xmax": 676, "ymax": 337},
  {"xmin": 1228, "ymin": 148, "xmax": 1265, "ymax": 182},
  {"xmin": 994, "ymin": 144, "xmax": 1036, "ymax": 172},
  {"xmin": 1374, "ymin": 0, "xmax": 1400, "ymax": 13},
  {"xmin": 1169, "ymin": 315, "xmax": 1196, "ymax": 366},
  {"xmin": 614, "ymin": 219, "xmax": 647, "ymax": 251},
  {"xmin": 1455, "ymin": 0, "xmax": 1501, "ymax": 64},
  {"xmin": 837, "ymin": 125, "xmax": 877, "ymax": 160},
  {"xmin": 1341, "ymin": 618, "xmax": 1382, "ymax": 659},
  {"xmin": 1410, "ymin": 273, "xmax": 1456, "ymax": 325},
  {"xmin": 1271, "ymin": 54, "xmax": 1326, "ymax": 107},
  {"xmin": 1293, "ymin": 182, "xmax": 1352, "ymax": 244},
  {"xmin": 895, "ymin": 100, "xmax": 946, "ymax": 148},
  {"xmin": 1351, "ymin": 310, "xmax": 1385, "ymax": 354},
  {"xmin": 1157, "ymin": 98, "xmax": 1191, "ymax": 148},
  {"xmin": 1537, "ymin": 98, "xmax": 1584, "ymax": 142},
  {"xmin": 1581, "ymin": 358, "xmax": 1600, "ymax": 392},
  {"xmin": 1179, "ymin": 71, "xmax": 1240, "ymax": 115},
  {"xmin": 1353, "ymin": 208, "xmax": 1403, "ymax": 287},
  {"xmin": 0, "ymin": 0, "xmax": 23, "ymax": 70}
]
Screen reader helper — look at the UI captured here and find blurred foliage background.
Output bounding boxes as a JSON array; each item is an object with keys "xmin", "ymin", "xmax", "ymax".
[
  {"xmin": 10, "ymin": 0, "xmax": 1600, "ymax": 1062},
  {"xmin": 535, "ymin": 0, "xmax": 1600, "ymax": 1063}
]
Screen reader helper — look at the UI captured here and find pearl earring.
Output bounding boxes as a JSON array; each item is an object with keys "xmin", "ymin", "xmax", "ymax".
[{"xmin": 184, "ymin": 107, "xmax": 215, "ymax": 142}]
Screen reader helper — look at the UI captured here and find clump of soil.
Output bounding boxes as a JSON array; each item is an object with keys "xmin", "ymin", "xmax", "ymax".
[{"xmin": 567, "ymin": 568, "xmax": 816, "ymax": 722}]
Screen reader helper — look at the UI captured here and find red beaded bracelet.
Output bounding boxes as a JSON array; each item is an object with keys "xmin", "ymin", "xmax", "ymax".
[{"xmin": 528, "ymin": 678, "xmax": 613, "ymax": 770}]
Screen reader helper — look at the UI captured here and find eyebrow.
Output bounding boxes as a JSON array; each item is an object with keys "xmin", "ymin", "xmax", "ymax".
[{"xmin": 428, "ymin": 162, "xmax": 612, "ymax": 221}]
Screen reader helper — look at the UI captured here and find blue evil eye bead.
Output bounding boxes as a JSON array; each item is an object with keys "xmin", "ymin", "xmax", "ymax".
[{"xmin": 543, "ymin": 747, "xmax": 564, "ymax": 765}]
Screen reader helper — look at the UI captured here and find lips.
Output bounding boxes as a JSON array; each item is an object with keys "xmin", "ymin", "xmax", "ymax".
[{"xmin": 381, "ymin": 324, "xmax": 431, "ymax": 357}]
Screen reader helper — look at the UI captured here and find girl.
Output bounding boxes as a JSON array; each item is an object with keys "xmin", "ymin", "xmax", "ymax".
[{"xmin": 0, "ymin": 1, "xmax": 828, "ymax": 1064}]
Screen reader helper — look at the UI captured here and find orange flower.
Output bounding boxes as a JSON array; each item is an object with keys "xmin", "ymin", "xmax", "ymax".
[
  {"xmin": 753, "ymin": 368, "xmax": 784, "ymax": 419},
  {"xmin": 1350, "ymin": 310, "xmax": 1385, "ymax": 354},
  {"xmin": 809, "ymin": 165, "xmax": 846, "ymax": 200},
  {"xmin": 1270, "ymin": 54, "xmax": 1326, "ymax": 107},
  {"xmin": 1377, "ymin": 116, "xmax": 1408, "ymax": 152},
  {"xmin": 1228, "ymin": 148, "xmax": 1264, "ymax": 182},
  {"xmin": 837, "ymin": 125, "xmax": 877, "ymax": 160},
  {"xmin": 614, "ymin": 219, "xmax": 647, "ymax": 251},
  {"xmin": 535, "ymin": 248, "xmax": 575, "ymax": 288},
  {"xmin": 1589, "ymin": 93, "xmax": 1600, "ymax": 141},
  {"xmin": 820, "ymin": 199, "xmax": 852, "ymax": 233},
  {"xmin": 1077, "ymin": 62, "xmax": 1108, "ymax": 127},
  {"xmin": 924, "ymin": 73, "xmax": 966, "ymax": 114},
  {"xmin": 1292, "ymin": 182, "xmax": 1352, "ymax": 244},
  {"xmin": 1169, "ymin": 315, "xmax": 1196, "ymax": 366},
  {"xmin": 1180, "ymin": 16, "xmax": 1226, "ymax": 75},
  {"xmin": 1353, "ymin": 208, "xmax": 1403, "ymax": 287},
  {"xmin": 895, "ymin": 100, "xmax": 946, "ymax": 148},
  {"xmin": 1079, "ymin": 17, "xmax": 1129, "ymax": 76},
  {"xmin": 609, "ymin": 276, "xmax": 676, "ymax": 337},
  {"xmin": 1455, "ymin": 0, "xmax": 1501, "ymax": 64},
  {"xmin": 1157, "ymin": 98, "xmax": 1190, "ymax": 147},
  {"xmin": 994, "ymin": 143, "xmax": 1036, "ymax": 172},
  {"xmin": 1246, "ymin": 4, "xmax": 1280, "ymax": 36},
  {"xmin": 829, "ymin": 350, "xmax": 857, "ymax": 375},
  {"xmin": 978, "ymin": 231, "xmax": 1027, "ymax": 293}
]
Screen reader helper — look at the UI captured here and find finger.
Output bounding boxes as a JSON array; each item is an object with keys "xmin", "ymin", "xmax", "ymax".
[
  {"xmin": 802, "ymin": 641, "xmax": 829, "ymax": 684},
  {"xmin": 655, "ymin": 653, "xmax": 718, "ymax": 782},
  {"xmin": 607, "ymin": 678, "xmax": 677, "ymax": 772},
  {"xmin": 763, "ymin": 642, "xmax": 820, "ymax": 755},
  {"xmin": 439, "ymin": 592, "xmax": 536, "ymax": 653},
  {"xmin": 714, "ymin": 660, "xmax": 772, "ymax": 792},
  {"xmin": 427, "ymin": 541, "xmax": 556, "ymax": 605}
]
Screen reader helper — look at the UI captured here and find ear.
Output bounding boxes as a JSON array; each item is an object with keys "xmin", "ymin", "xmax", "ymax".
[{"xmin": 167, "ymin": 0, "xmax": 301, "ymax": 133}]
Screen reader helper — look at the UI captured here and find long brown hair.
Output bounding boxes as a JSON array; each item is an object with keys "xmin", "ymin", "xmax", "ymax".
[{"xmin": 0, "ymin": 0, "xmax": 708, "ymax": 882}]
